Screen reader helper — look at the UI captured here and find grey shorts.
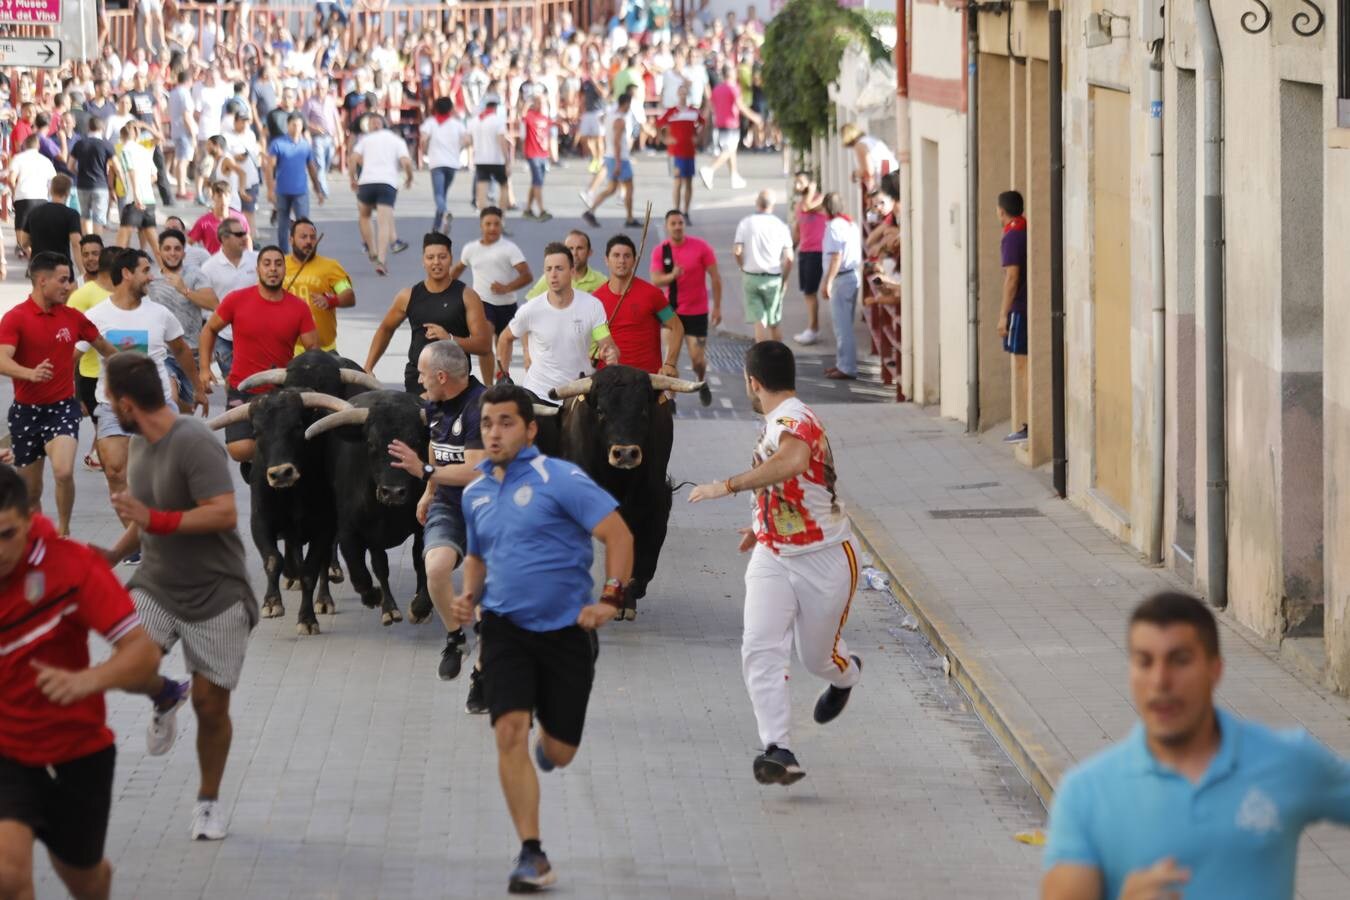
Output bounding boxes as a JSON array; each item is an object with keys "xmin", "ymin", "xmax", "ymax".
[
  {"xmin": 92, "ymin": 403, "xmax": 136, "ymax": 440},
  {"xmin": 77, "ymin": 188, "xmax": 110, "ymax": 226},
  {"xmin": 423, "ymin": 498, "xmax": 466, "ymax": 559},
  {"xmin": 131, "ymin": 589, "xmax": 254, "ymax": 691}
]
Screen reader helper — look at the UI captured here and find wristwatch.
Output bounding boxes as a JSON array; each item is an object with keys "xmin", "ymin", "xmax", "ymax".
[{"xmin": 422, "ymin": 463, "xmax": 436, "ymax": 481}]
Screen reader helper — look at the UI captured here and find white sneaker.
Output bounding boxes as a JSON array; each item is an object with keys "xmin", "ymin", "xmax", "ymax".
[
  {"xmin": 146, "ymin": 678, "xmax": 189, "ymax": 757},
  {"xmin": 793, "ymin": 328, "xmax": 820, "ymax": 345},
  {"xmin": 699, "ymin": 167, "xmax": 714, "ymax": 190},
  {"xmin": 577, "ymin": 189, "xmax": 593, "ymax": 207},
  {"xmin": 731, "ymin": 174, "xmax": 747, "ymax": 190},
  {"xmin": 191, "ymin": 800, "xmax": 228, "ymax": 841}
]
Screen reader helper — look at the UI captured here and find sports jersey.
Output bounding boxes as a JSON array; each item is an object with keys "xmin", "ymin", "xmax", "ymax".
[
  {"xmin": 655, "ymin": 106, "xmax": 702, "ymax": 159},
  {"xmin": 0, "ymin": 516, "xmax": 141, "ymax": 766},
  {"xmin": 426, "ymin": 377, "xmax": 486, "ymax": 508},
  {"xmin": 750, "ymin": 397, "xmax": 851, "ymax": 556}
]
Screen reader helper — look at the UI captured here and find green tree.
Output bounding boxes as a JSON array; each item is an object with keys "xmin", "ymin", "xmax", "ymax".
[{"xmin": 761, "ymin": 0, "xmax": 891, "ymax": 149}]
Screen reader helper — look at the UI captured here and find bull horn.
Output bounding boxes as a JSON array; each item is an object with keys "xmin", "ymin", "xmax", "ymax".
[
  {"xmin": 300, "ymin": 392, "xmax": 353, "ymax": 413},
  {"xmin": 548, "ymin": 377, "xmax": 593, "ymax": 400},
  {"xmin": 533, "ymin": 403, "xmax": 560, "ymax": 417},
  {"xmin": 339, "ymin": 369, "xmax": 384, "ymax": 390},
  {"xmin": 236, "ymin": 368, "xmax": 289, "ymax": 392},
  {"xmin": 303, "ymin": 407, "xmax": 370, "ymax": 440},
  {"xmin": 648, "ymin": 374, "xmax": 707, "ymax": 393},
  {"xmin": 207, "ymin": 402, "xmax": 253, "ymax": 431}
]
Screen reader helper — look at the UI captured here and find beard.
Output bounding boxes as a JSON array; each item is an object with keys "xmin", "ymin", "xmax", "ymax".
[{"xmin": 115, "ymin": 409, "xmax": 141, "ymax": 434}]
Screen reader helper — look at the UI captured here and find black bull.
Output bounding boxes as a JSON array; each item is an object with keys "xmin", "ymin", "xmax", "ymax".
[{"xmin": 550, "ymin": 365, "xmax": 709, "ymax": 613}]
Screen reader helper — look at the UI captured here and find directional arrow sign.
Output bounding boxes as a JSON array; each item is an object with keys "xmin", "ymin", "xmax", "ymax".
[{"xmin": 0, "ymin": 38, "xmax": 61, "ymax": 68}]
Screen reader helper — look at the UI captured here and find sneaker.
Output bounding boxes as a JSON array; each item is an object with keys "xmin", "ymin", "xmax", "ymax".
[
  {"xmin": 438, "ymin": 629, "xmax": 466, "ymax": 681},
  {"xmin": 731, "ymin": 174, "xmax": 747, "ymax": 190},
  {"xmin": 537, "ymin": 211, "xmax": 553, "ymax": 223},
  {"xmin": 699, "ymin": 167, "xmax": 714, "ymax": 190},
  {"xmin": 577, "ymin": 189, "xmax": 593, "ymax": 207},
  {"xmin": 534, "ymin": 740, "xmax": 555, "ymax": 773},
  {"xmin": 146, "ymin": 677, "xmax": 190, "ymax": 756},
  {"xmin": 190, "ymin": 799, "xmax": 228, "ymax": 841},
  {"xmin": 123, "ymin": 551, "xmax": 142, "ymax": 566},
  {"xmin": 753, "ymin": 744, "xmax": 806, "ymax": 786},
  {"xmin": 623, "ymin": 218, "xmax": 641, "ymax": 228},
  {"xmin": 581, "ymin": 210, "xmax": 600, "ymax": 229},
  {"xmin": 793, "ymin": 328, "xmax": 819, "ymax": 345},
  {"xmin": 390, "ymin": 239, "xmax": 410, "ymax": 254},
  {"xmin": 522, "ymin": 209, "xmax": 538, "ymax": 220},
  {"xmin": 508, "ymin": 847, "xmax": 556, "ymax": 894},
  {"xmin": 587, "ymin": 158, "xmax": 602, "ymax": 174},
  {"xmin": 374, "ymin": 261, "xmax": 388, "ymax": 277},
  {"xmin": 813, "ymin": 655, "xmax": 862, "ymax": 724},
  {"xmin": 1003, "ymin": 426, "xmax": 1029, "ymax": 443},
  {"xmin": 465, "ymin": 667, "xmax": 488, "ymax": 715}
]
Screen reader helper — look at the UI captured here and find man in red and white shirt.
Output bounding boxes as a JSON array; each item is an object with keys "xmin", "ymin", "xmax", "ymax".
[
  {"xmin": 690, "ymin": 340, "xmax": 861, "ymax": 787},
  {"xmin": 654, "ymin": 83, "xmax": 704, "ymax": 222},
  {"xmin": 0, "ymin": 466, "xmax": 161, "ymax": 899},
  {"xmin": 521, "ymin": 94, "xmax": 556, "ymax": 222}
]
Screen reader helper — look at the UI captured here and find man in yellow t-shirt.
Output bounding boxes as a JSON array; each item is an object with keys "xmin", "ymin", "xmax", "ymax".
[
  {"xmin": 523, "ymin": 229, "xmax": 607, "ymax": 299},
  {"xmin": 68, "ymin": 239, "xmax": 115, "ymax": 469},
  {"xmin": 285, "ymin": 218, "xmax": 355, "ymax": 354}
]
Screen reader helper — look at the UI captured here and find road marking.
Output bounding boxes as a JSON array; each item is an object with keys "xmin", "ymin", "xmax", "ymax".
[
  {"xmin": 709, "ymin": 375, "xmax": 722, "ymax": 386},
  {"xmin": 720, "ymin": 398, "xmax": 732, "ymax": 409}
]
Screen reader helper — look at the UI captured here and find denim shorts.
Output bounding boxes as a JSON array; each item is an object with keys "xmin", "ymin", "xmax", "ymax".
[
  {"xmin": 604, "ymin": 156, "xmax": 633, "ymax": 183},
  {"xmin": 423, "ymin": 498, "xmax": 466, "ymax": 558},
  {"xmin": 527, "ymin": 157, "xmax": 548, "ymax": 187},
  {"xmin": 77, "ymin": 188, "xmax": 110, "ymax": 226},
  {"xmin": 165, "ymin": 354, "xmax": 195, "ymax": 406}
]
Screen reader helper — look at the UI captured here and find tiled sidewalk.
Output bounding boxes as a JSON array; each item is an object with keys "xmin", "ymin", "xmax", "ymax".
[{"xmin": 818, "ymin": 402, "xmax": 1350, "ymax": 898}]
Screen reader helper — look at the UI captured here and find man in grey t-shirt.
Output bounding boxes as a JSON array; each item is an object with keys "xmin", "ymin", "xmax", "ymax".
[
  {"xmin": 150, "ymin": 228, "xmax": 218, "ymax": 411},
  {"xmin": 99, "ymin": 352, "xmax": 254, "ymax": 843}
]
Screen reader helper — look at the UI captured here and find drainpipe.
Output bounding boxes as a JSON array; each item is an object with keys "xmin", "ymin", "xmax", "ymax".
[
  {"xmin": 966, "ymin": 7, "xmax": 980, "ymax": 432},
  {"xmin": 1148, "ymin": 44, "xmax": 1166, "ymax": 563},
  {"xmin": 1049, "ymin": 0, "xmax": 1066, "ymax": 498},
  {"xmin": 896, "ymin": 0, "xmax": 914, "ymax": 401},
  {"xmin": 1195, "ymin": 0, "xmax": 1228, "ymax": 608}
]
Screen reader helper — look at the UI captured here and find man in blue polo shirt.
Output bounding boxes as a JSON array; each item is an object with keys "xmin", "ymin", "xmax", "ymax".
[
  {"xmin": 264, "ymin": 113, "xmax": 324, "ymax": 256},
  {"xmin": 1042, "ymin": 592, "xmax": 1350, "ymax": 899},
  {"xmin": 452, "ymin": 383, "xmax": 632, "ymax": 895}
]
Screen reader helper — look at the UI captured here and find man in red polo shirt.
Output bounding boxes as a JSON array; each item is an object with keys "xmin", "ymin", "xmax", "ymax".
[
  {"xmin": 592, "ymin": 234, "xmax": 683, "ymax": 376},
  {"xmin": 0, "ymin": 465, "xmax": 161, "ymax": 900},
  {"xmin": 198, "ymin": 245, "xmax": 320, "ymax": 463},
  {"xmin": 0, "ymin": 252, "xmax": 118, "ymax": 536}
]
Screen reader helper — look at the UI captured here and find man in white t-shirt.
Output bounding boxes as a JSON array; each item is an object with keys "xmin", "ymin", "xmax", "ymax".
[
  {"xmin": 450, "ymin": 206, "xmax": 533, "ymax": 353},
  {"xmin": 7, "ymin": 136, "xmax": 57, "ymax": 258},
  {"xmin": 733, "ymin": 191, "xmax": 796, "ymax": 342},
  {"xmin": 467, "ymin": 96, "xmax": 512, "ymax": 211},
  {"xmin": 419, "ymin": 97, "xmax": 469, "ymax": 236},
  {"xmin": 82, "ymin": 249, "xmax": 203, "ymax": 520},
  {"xmin": 495, "ymin": 241, "xmax": 618, "ymax": 398},
  {"xmin": 349, "ymin": 114, "xmax": 413, "ymax": 276}
]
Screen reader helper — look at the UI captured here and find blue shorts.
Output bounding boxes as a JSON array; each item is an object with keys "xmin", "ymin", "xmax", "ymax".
[
  {"xmin": 7, "ymin": 398, "xmax": 82, "ymax": 467},
  {"xmin": 672, "ymin": 156, "xmax": 696, "ymax": 179},
  {"xmin": 1004, "ymin": 309, "xmax": 1028, "ymax": 355},
  {"xmin": 423, "ymin": 499, "xmax": 466, "ymax": 558},
  {"xmin": 526, "ymin": 157, "xmax": 548, "ymax": 187},
  {"xmin": 604, "ymin": 157, "xmax": 633, "ymax": 183},
  {"xmin": 165, "ymin": 354, "xmax": 195, "ymax": 406},
  {"xmin": 172, "ymin": 134, "xmax": 194, "ymax": 161},
  {"xmin": 356, "ymin": 182, "xmax": 398, "ymax": 207}
]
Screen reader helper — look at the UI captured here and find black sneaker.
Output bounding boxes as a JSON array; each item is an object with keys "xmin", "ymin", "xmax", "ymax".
[
  {"xmin": 813, "ymin": 655, "xmax": 862, "ymax": 724},
  {"xmin": 508, "ymin": 847, "xmax": 556, "ymax": 893},
  {"xmin": 465, "ymin": 667, "xmax": 488, "ymax": 715},
  {"xmin": 439, "ymin": 629, "xmax": 466, "ymax": 681},
  {"xmin": 753, "ymin": 744, "xmax": 805, "ymax": 786},
  {"xmin": 581, "ymin": 210, "xmax": 599, "ymax": 228}
]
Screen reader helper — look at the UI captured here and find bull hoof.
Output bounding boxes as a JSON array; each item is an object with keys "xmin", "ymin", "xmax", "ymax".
[
  {"xmin": 284, "ymin": 577, "xmax": 300, "ymax": 591},
  {"xmin": 315, "ymin": 598, "xmax": 335, "ymax": 615},
  {"xmin": 407, "ymin": 593, "xmax": 433, "ymax": 624},
  {"xmin": 327, "ymin": 562, "xmax": 345, "ymax": 584},
  {"xmin": 296, "ymin": 620, "xmax": 321, "ymax": 636},
  {"xmin": 381, "ymin": 608, "xmax": 403, "ymax": 626},
  {"xmin": 359, "ymin": 590, "xmax": 381, "ymax": 609},
  {"xmin": 262, "ymin": 599, "xmax": 285, "ymax": 618}
]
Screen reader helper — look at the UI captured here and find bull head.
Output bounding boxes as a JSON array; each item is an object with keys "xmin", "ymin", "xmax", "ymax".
[
  {"xmin": 238, "ymin": 367, "xmax": 384, "ymax": 393},
  {"xmin": 207, "ymin": 391, "xmax": 353, "ymax": 430}
]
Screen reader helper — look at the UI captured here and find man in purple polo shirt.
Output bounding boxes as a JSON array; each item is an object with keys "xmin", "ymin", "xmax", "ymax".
[{"xmin": 997, "ymin": 190, "xmax": 1028, "ymax": 443}]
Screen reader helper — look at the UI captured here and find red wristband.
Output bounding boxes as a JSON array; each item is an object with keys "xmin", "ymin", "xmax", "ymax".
[{"xmin": 146, "ymin": 509, "xmax": 184, "ymax": 535}]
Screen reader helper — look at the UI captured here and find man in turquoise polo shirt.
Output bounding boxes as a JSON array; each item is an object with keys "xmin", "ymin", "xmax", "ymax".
[{"xmin": 1042, "ymin": 592, "xmax": 1350, "ymax": 899}]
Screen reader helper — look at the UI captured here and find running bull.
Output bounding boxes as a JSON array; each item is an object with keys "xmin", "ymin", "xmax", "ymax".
[{"xmin": 550, "ymin": 365, "xmax": 708, "ymax": 617}]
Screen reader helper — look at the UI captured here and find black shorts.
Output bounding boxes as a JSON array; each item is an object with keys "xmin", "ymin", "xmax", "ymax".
[
  {"xmin": 483, "ymin": 302, "xmax": 517, "ymax": 335},
  {"xmin": 678, "ymin": 313, "xmax": 708, "ymax": 339},
  {"xmin": 118, "ymin": 203, "xmax": 157, "ymax": 230},
  {"xmin": 0, "ymin": 745, "xmax": 115, "ymax": 869},
  {"xmin": 356, "ymin": 183, "xmax": 398, "ymax": 207},
  {"xmin": 797, "ymin": 251, "xmax": 824, "ymax": 295},
  {"xmin": 480, "ymin": 611, "xmax": 596, "ymax": 747},
  {"xmin": 76, "ymin": 373, "xmax": 99, "ymax": 421},
  {"xmin": 7, "ymin": 398, "xmax": 82, "ymax": 467},
  {"xmin": 475, "ymin": 163, "xmax": 509, "ymax": 185},
  {"xmin": 224, "ymin": 387, "xmax": 254, "ymax": 444},
  {"xmin": 13, "ymin": 198, "xmax": 41, "ymax": 233}
]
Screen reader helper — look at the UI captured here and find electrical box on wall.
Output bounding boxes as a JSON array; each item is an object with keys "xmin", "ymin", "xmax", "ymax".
[{"xmin": 1138, "ymin": 0, "xmax": 1165, "ymax": 44}]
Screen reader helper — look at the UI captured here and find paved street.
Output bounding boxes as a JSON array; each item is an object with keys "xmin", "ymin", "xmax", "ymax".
[{"xmin": 3, "ymin": 152, "xmax": 1048, "ymax": 898}]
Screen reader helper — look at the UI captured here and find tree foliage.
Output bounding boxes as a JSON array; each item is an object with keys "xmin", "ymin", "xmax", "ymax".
[{"xmin": 761, "ymin": 0, "xmax": 891, "ymax": 150}]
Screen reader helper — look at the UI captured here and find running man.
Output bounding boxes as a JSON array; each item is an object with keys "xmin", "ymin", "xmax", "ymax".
[
  {"xmin": 689, "ymin": 341, "xmax": 863, "ymax": 786},
  {"xmin": 520, "ymin": 94, "xmax": 556, "ymax": 221},
  {"xmin": 524, "ymin": 230, "xmax": 607, "ymax": 300},
  {"xmin": 0, "ymin": 253, "xmax": 117, "ymax": 536},
  {"xmin": 592, "ymin": 234, "xmax": 684, "ymax": 375},
  {"xmin": 199, "ymin": 220, "xmax": 259, "ymax": 386},
  {"xmin": 700, "ymin": 63, "xmax": 761, "ymax": 191},
  {"xmin": 654, "ymin": 83, "xmax": 704, "ymax": 221},
  {"xmin": 651, "ymin": 210, "xmax": 722, "ymax": 383},
  {"xmin": 468, "ymin": 95, "xmax": 512, "ymax": 212},
  {"xmin": 386, "ymin": 340, "xmax": 486, "ymax": 691},
  {"xmin": 496, "ymin": 242, "xmax": 618, "ymax": 396},
  {"xmin": 420, "ymin": 97, "xmax": 469, "ymax": 236},
  {"xmin": 97, "ymin": 351, "xmax": 258, "ymax": 842},
  {"xmin": 451, "ymin": 382, "xmax": 633, "ymax": 893},
  {"xmin": 285, "ymin": 218, "xmax": 355, "ymax": 354},
  {"xmin": 69, "ymin": 239, "xmax": 115, "ymax": 473},
  {"xmin": 349, "ymin": 114, "xmax": 413, "ymax": 276},
  {"xmin": 264, "ymin": 113, "xmax": 325, "ymax": 257},
  {"xmin": 580, "ymin": 90, "xmax": 643, "ymax": 229},
  {"xmin": 365, "ymin": 232, "xmax": 493, "ymax": 393},
  {"xmin": 0, "ymin": 465, "xmax": 160, "ymax": 900},
  {"xmin": 449, "ymin": 207, "xmax": 532, "ymax": 380},
  {"xmin": 1041, "ymin": 592, "xmax": 1350, "ymax": 899}
]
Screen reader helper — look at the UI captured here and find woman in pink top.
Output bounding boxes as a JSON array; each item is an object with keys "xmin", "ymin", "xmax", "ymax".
[
  {"xmin": 791, "ymin": 171, "xmax": 828, "ymax": 344},
  {"xmin": 187, "ymin": 181, "xmax": 251, "ymax": 255},
  {"xmin": 699, "ymin": 64, "xmax": 762, "ymax": 192}
]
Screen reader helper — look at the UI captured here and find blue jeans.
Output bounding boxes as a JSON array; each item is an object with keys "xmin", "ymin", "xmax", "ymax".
[
  {"xmin": 275, "ymin": 192, "xmax": 310, "ymax": 255},
  {"xmin": 830, "ymin": 270, "xmax": 860, "ymax": 377},
  {"xmin": 431, "ymin": 167, "xmax": 456, "ymax": 218},
  {"xmin": 214, "ymin": 337, "xmax": 234, "ymax": 384},
  {"xmin": 311, "ymin": 135, "xmax": 335, "ymax": 197}
]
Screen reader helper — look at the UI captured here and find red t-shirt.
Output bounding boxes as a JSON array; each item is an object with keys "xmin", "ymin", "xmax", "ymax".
[
  {"xmin": 522, "ymin": 109, "xmax": 552, "ymax": 160},
  {"xmin": 215, "ymin": 286, "xmax": 317, "ymax": 390},
  {"xmin": 593, "ymin": 277, "xmax": 672, "ymax": 374},
  {"xmin": 655, "ymin": 106, "xmax": 702, "ymax": 159},
  {"xmin": 0, "ymin": 297, "xmax": 101, "ymax": 405},
  {"xmin": 0, "ymin": 516, "xmax": 141, "ymax": 766}
]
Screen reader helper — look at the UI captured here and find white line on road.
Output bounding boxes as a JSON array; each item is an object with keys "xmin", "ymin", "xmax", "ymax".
[{"xmin": 720, "ymin": 398, "xmax": 732, "ymax": 408}]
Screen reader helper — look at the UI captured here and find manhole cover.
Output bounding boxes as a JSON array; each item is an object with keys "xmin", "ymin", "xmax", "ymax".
[
  {"xmin": 927, "ymin": 507, "xmax": 1043, "ymax": 519},
  {"xmin": 706, "ymin": 335, "xmax": 754, "ymax": 372}
]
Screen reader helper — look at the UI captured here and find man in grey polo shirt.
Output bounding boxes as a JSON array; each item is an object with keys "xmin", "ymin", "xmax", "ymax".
[{"xmin": 148, "ymin": 228, "xmax": 218, "ymax": 411}]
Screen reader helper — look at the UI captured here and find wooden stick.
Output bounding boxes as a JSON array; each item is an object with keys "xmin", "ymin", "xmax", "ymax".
[
  {"xmin": 606, "ymin": 200, "xmax": 654, "ymax": 325},
  {"xmin": 283, "ymin": 231, "xmax": 325, "ymax": 295}
]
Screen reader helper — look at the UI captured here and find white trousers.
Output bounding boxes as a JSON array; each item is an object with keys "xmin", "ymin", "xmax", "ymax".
[{"xmin": 742, "ymin": 540, "xmax": 861, "ymax": 750}]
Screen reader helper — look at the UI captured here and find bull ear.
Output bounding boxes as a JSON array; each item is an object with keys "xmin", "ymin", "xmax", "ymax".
[
  {"xmin": 207, "ymin": 402, "xmax": 253, "ymax": 430},
  {"xmin": 303, "ymin": 407, "xmax": 370, "ymax": 440},
  {"xmin": 339, "ymin": 369, "xmax": 384, "ymax": 391},
  {"xmin": 236, "ymin": 368, "xmax": 289, "ymax": 392}
]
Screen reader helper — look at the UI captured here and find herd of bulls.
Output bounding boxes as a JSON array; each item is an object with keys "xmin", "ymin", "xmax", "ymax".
[{"xmin": 205, "ymin": 351, "xmax": 710, "ymax": 635}]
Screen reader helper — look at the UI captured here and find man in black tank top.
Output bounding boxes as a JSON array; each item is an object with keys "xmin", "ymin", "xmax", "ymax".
[{"xmin": 364, "ymin": 232, "xmax": 494, "ymax": 393}]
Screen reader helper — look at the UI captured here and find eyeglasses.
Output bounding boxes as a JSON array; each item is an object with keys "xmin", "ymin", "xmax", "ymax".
[{"xmin": 223, "ymin": 231, "xmax": 246, "ymax": 238}]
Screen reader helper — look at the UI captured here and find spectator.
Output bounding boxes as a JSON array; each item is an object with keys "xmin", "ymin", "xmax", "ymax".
[
  {"xmin": 840, "ymin": 123, "xmax": 899, "ymax": 194},
  {"xmin": 997, "ymin": 189, "xmax": 1029, "ymax": 444},
  {"xmin": 733, "ymin": 191, "xmax": 794, "ymax": 343},
  {"xmin": 820, "ymin": 192, "xmax": 862, "ymax": 381}
]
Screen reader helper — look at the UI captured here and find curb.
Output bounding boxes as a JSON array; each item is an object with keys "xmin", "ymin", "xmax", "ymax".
[{"xmin": 845, "ymin": 498, "xmax": 1061, "ymax": 810}]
